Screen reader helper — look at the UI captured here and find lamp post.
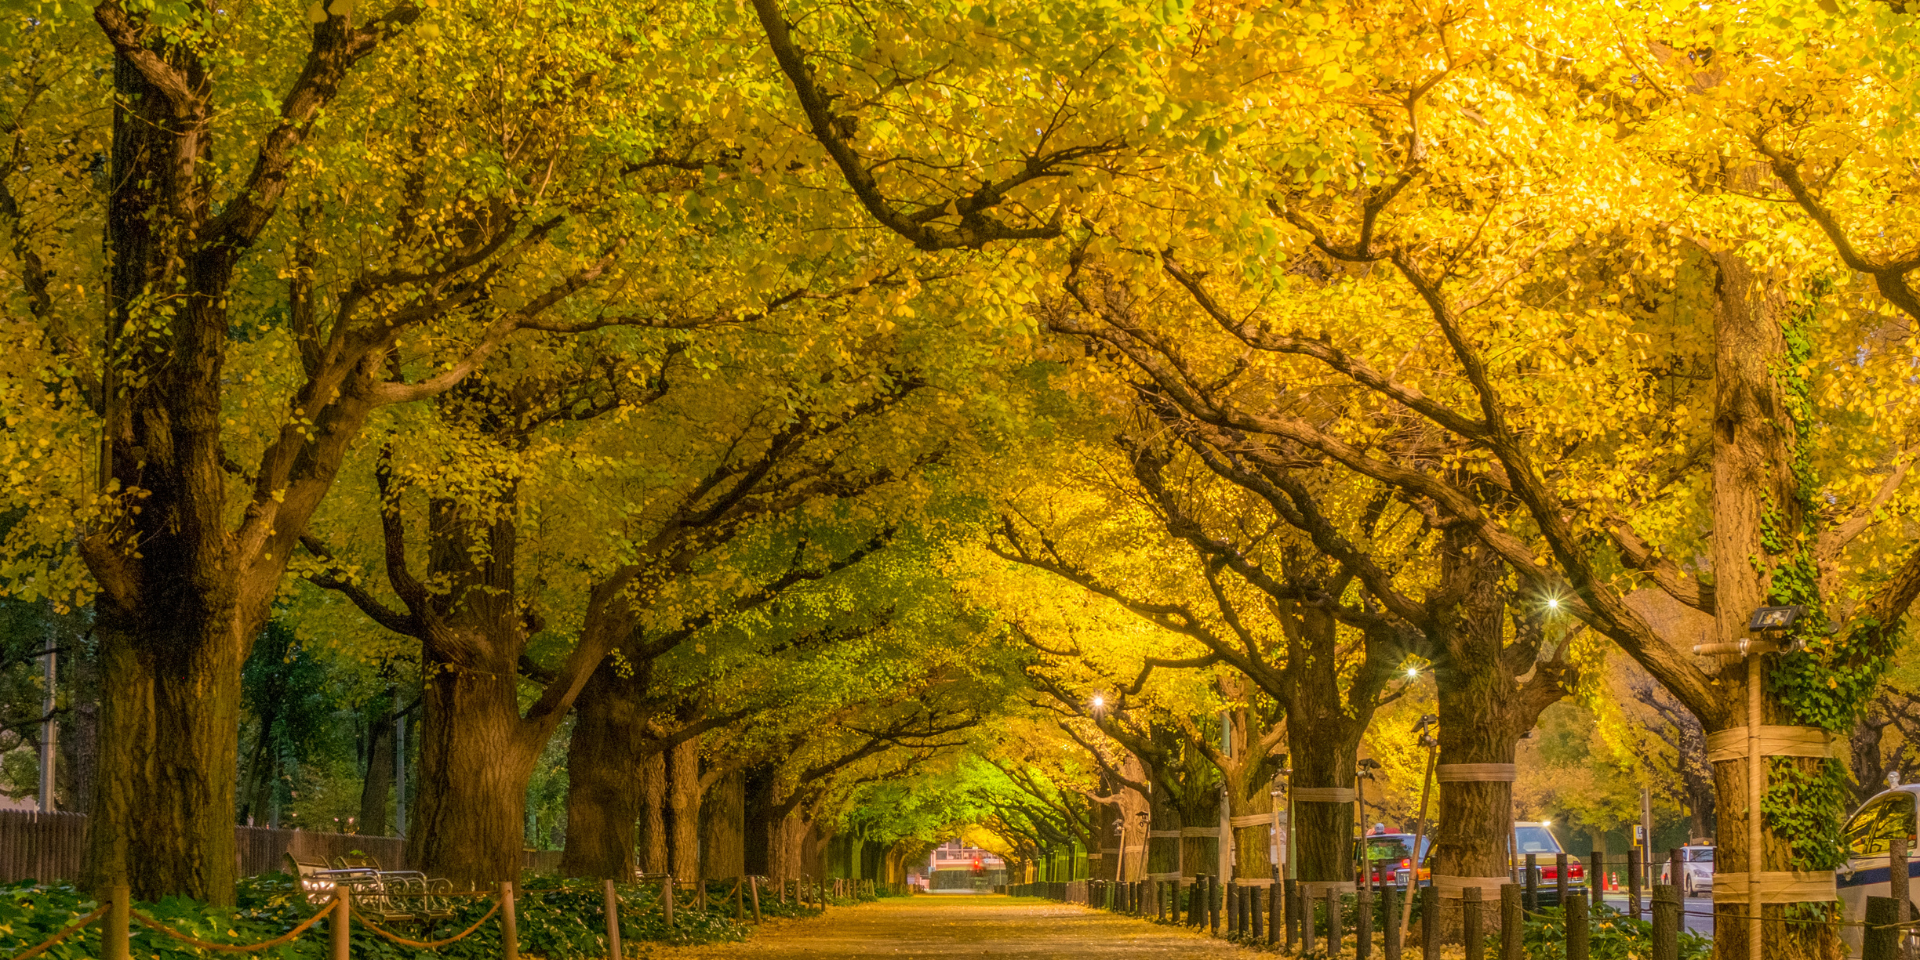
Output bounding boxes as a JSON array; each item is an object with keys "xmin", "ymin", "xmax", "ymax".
[{"xmin": 1694, "ymin": 604, "xmax": 1807, "ymax": 960}]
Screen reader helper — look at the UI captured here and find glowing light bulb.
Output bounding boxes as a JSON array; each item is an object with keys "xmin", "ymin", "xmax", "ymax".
[
  {"xmin": 1406, "ymin": 668, "xmax": 1419, "ymax": 679},
  {"xmin": 1091, "ymin": 694, "xmax": 1106, "ymax": 709},
  {"xmin": 1547, "ymin": 597, "xmax": 1560, "ymax": 611}
]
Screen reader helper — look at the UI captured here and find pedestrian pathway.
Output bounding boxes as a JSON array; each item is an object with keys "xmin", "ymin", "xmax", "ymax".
[{"xmin": 651, "ymin": 893, "xmax": 1269, "ymax": 959}]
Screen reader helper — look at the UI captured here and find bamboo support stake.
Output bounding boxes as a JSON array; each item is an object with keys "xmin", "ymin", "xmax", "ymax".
[
  {"xmin": 750, "ymin": 876, "xmax": 762, "ymax": 923},
  {"xmin": 501, "ymin": 881, "xmax": 519, "ymax": 960},
  {"xmin": 104, "ymin": 884, "xmax": 131, "ymax": 960},
  {"xmin": 604, "ymin": 879, "xmax": 623, "ymax": 960},
  {"xmin": 1400, "ymin": 740, "xmax": 1437, "ymax": 943},
  {"xmin": 330, "ymin": 886, "xmax": 350, "ymax": 960}
]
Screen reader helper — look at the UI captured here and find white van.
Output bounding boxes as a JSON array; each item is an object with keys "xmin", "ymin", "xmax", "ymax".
[{"xmin": 1837, "ymin": 785, "xmax": 1920, "ymax": 957}]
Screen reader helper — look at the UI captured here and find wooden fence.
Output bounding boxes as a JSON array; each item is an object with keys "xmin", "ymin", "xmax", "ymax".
[{"xmin": 0, "ymin": 810, "xmax": 561, "ymax": 883}]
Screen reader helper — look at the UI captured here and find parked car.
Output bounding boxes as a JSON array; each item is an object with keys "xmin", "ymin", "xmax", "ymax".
[
  {"xmin": 1838, "ymin": 785, "xmax": 1920, "ymax": 958},
  {"xmin": 1658, "ymin": 845, "xmax": 1715, "ymax": 898},
  {"xmin": 1363, "ymin": 823, "xmax": 1585, "ymax": 905},
  {"xmin": 1512, "ymin": 821, "xmax": 1586, "ymax": 907},
  {"xmin": 1355, "ymin": 832, "xmax": 1430, "ymax": 889}
]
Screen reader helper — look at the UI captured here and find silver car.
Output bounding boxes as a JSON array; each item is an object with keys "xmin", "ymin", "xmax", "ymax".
[
  {"xmin": 1657, "ymin": 845, "xmax": 1714, "ymax": 897},
  {"xmin": 1837, "ymin": 785, "xmax": 1920, "ymax": 958}
]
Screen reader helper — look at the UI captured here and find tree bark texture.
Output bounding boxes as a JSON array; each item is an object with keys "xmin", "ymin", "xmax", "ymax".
[
  {"xmin": 358, "ymin": 698, "xmax": 396, "ymax": 837},
  {"xmin": 703, "ymin": 768, "xmax": 746, "ymax": 879},
  {"xmin": 669, "ymin": 736, "xmax": 702, "ymax": 879},
  {"xmin": 1698, "ymin": 250, "xmax": 1835, "ymax": 960},
  {"xmin": 407, "ymin": 657, "xmax": 540, "ymax": 886},
  {"xmin": 1427, "ymin": 533, "xmax": 1570, "ymax": 942},
  {"xmin": 81, "ymin": 5, "xmax": 421, "ymax": 899},
  {"xmin": 643, "ymin": 750, "xmax": 669, "ymax": 874},
  {"xmin": 559, "ymin": 664, "xmax": 647, "ymax": 879}
]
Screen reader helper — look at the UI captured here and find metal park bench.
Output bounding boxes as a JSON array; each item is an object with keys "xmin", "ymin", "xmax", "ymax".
[{"xmin": 287, "ymin": 853, "xmax": 456, "ymax": 932}]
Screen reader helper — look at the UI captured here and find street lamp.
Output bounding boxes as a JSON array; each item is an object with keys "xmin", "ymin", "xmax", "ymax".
[{"xmin": 1090, "ymin": 694, "xmax": 1106, "ymax": 711}]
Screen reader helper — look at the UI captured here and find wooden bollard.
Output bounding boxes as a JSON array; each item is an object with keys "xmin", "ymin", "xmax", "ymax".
[
  {"xmin": 1588, "ymin": 851, "xmax": 1604, "ymax": 902},
  {"xmin": 1285, "ymin": 878, "xmax": 1300, "ymax": 949},
  {"xmin": 1567, "ymin": 890, "xmax": 1589, "ymax": 960},
  {"xmin": 663, "ymin": 877, "xmax": 675, "ymax": 929},
  {"xmin": 1327, "ymin": 889, "xmax": 1343, "ymax": 957},
  {"xmin": 1556, "ymin": 853, "xmax": 1570, "ymax": 907},
  {"xmin": 1524, "ymin": 854, "xmax": 1539, "ymax": 913},
  {"xmin": 1651, "ymin": 884, "xmax": 1679, "ymax": 960},
  {"xmin": 1500, "ymin": 883, "xmax": 1522, "ymax": 960},
  {"xmin": 104, "ymin": 884, "xmax": 131, "ymax": 960},
  {"xmin": 1867, "ymin": 895, "xmax": 1902, "ymax": 960},
  {"xmin": 1627, "ymin": 855, "xmax": 1642, "ymax": 920},
  {"xmin": 1420, "ymin": 885, "xmax": 1440, "ymax": 960},
  {"xmin": 1209, "ymin": 875, "xmax": 1221, "ymax": 935},
  {"xmin": 1383, "ymin": 885, "xmax": 1400, "ymax": 960},
  {"xmin": 698, "ymin": 877, "xmax": 708, "ymax": 912},
  {"xmin": 1464, "ymin": 887, "xmax": 1484, "ymax": 960},
  {"xmin": 734, "ymin": 879, "xmax": 745, "ymax": 920},
  {"xmin": 1356, "ymin": 885, "xmax": 1373, "ymax": 960},
  {"xmin": 1302, "ymin": 886, "xmax": 1318, "ymax": 956},
  {"xmin": 1252, "ymin": 884, "xmax": 1265, "ymax": 941},
  {"xmin": 1668, "ymin": 849, "xmax": 1683, "ymax": 898},
  {"xmin": 749, "ymin": 876, "xmax": 762, "ymax": 923},
  {"xmin": 604, "ymin": 879, "xmax": 623, "ymax": 960},
  {"xmin": 1226, "ymin": 882, "xmax": 1239, "ymax": 935},
  {"xmin": 331, "ymin": 886, "xmax": 351, "ymax": 960},
  {"xmin": 1269, "ymin": 881, "xmax": 1282, "ymax": 945},
  {"xmin": 501, "ymin": 882, "xmax": 520, "ymax": 960}
]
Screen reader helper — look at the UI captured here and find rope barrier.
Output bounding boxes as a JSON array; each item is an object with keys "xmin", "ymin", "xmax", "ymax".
[
  {"xmin": 7, "ymin": 905, "xmax": 107, "ymax": 960},
  {"xmin": 357, "ymin": 899, "xmax": 502, "ymax": 949},
  {"xmin": 129, "ymin": 899, "xmax": 335, "ymax": 953}
]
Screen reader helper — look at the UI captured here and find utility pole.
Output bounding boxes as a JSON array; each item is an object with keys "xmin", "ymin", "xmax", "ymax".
[{"xmin": 38, "ymin": 645, "xmax": 55, "ymax": 812}]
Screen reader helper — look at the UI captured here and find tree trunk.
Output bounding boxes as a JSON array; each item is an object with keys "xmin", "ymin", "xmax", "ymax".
[
  {"xmin": 1178, "ymin": 768, "xmax": 1221, "ymax": 882},
  {"xmin": 642, "ymin": 750, "xmax": 668, "ymax": 874},
  {"xmin": 359, "ymin": 698, "xmax": 395, "ymax": 837},
  {"xmin": 744, "ymin": 764, "xmax": 773, "ymax": 877},
  {"xmin": 1428, "ymin": 535, "xmax": 1569, "ymax": 941},
  {"xmin": 406, "ymin": 657, "xmax": 540, "ymax": 886},
  {"xmin": 1146, "ymin": 774, "xmax": 1183, "ymax": 880},
  {"xmin": 1700, "ymin": 249, "xmax": 1835, "ymax": 960},
  {"xmin": 560, "ymin": 664, "xmax": 645, "ymax": 879},
  {"xmin": 86, "ymin": 615, "xmax": 247, "ymax": 904},
  {"xmin": 771, "ymin": 810, "xmax": 806, "ymax": 882},
  {"xmin": 703, "ymin": 768, "xmax": 746, "ymax": 879},
  {"xmin": 1092, "ymin": 772, "xmax": 1121, "ymax": 881},
  {"xmin": 669, "ymin": 736, "xmax": 702, "ymax": 879}
]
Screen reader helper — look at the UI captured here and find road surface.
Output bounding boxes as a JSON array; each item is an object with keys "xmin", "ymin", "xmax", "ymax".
[{"xmin": 650, "ymin": 894, "xmax": 1269, "ymax": 959}]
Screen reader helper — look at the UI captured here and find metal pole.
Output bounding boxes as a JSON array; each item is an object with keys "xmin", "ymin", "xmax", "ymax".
[
  {"xmin": 393, "ymin": 701, "xmax": 407, "ymax": 838},
  {"xmin": 38, "ymin": 646, "xmax": 55, "ymax": 812},
  {"xmin": 1399, "ymin": 739, "xmax": 1438, "ymax": 943},
  {"xmin": 1358, "ymin": 770, "xmax": 1371, "ymax": 894},
  {"xmin": 1748, "ymin": 654, "xmax": 1763, "ymax": 960}
]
